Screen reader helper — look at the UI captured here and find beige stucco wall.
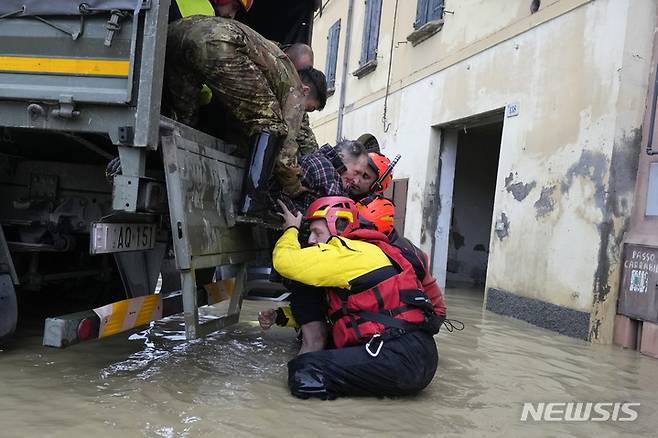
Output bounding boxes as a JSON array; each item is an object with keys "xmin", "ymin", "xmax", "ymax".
[{"xmin": 310, "ymin": 0, "xmax": 657, "ymax": 342}]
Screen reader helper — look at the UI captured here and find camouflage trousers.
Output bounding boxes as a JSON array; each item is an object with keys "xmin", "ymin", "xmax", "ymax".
[{"xmin": 164, "ymin": 17, "xmax": 306, "ymax": 196}]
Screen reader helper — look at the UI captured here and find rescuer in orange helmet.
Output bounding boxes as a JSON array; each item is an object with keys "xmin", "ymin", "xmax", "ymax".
[
  {"xmin": 348, "ymin": 152, "xmax": 396, "ymax": 200},
  {"xmin": 357, "ymin": 196, "xmax": 447, "ymax": 318}
]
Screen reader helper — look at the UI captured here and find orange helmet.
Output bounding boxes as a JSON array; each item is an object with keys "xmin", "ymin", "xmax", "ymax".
[
  {"xmin": 306, "ymin": 196, "xmax": 360, "ymax": 236},
  {"xmin": 368, "ymin": 152, "xmax": 393, "ymax": 194},
  {"xmin": 211, "ymin": 0, "xmax": 253, "ymax": 11},
  {"xmin": 357, "ymin": 196, "xmax": 396, "ymax": 236}
]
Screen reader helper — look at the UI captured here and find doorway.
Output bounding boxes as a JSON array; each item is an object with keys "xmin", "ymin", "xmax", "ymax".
[{"xmin": 432, "ymin": 119, "xmax": 503, "ymax": 291}]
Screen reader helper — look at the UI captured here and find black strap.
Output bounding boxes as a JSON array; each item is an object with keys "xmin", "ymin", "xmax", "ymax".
[
  {"xmin": 339, "ymin": 291, "xmax": 362, "ymax": 340},
  {"xmin": 329, "ymin": 305, "xmax": 416, "ymax": 323},
  {"xmin": 358, "ymin": 310, "xmax": 425, "ymax": 332},
  {"xmin": 329, "ymin": 307, "xmax": 347, "ymax": 323},
  {"xmin": 442, "ymin": 318, "xmax": 465, "ymax": 332},
  {"xmin": 383, "ymin": 304, "xmax": 415, "ymax": 317},
  {"xmin": 348, "ymin": 266, "xmax": 398, "ymax": 292},
  {"xmin": 373, "ymin": 286, "xmax": 385, "ymax": 311},
  {"xmin": 348, "ymin": 313, "xmax": 362, "ymax": 339}
]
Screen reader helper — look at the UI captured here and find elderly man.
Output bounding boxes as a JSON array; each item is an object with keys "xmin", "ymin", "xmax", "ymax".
[
  {"xmin": 290, "ymin": 140, "xmax": 369, "ymax": 214},
  {"xmin": 164, "ymin": 16, "xmax": 327, "ymax": 216}
]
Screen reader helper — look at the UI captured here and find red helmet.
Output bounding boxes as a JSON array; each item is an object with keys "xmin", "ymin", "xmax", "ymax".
[
  {"xmin": 211, "ymin": 0, "xmax": 253, "ymax": 11},
  {"xmin": 306, "ymin": 196, "xmax": 360, "ymax": 236},
  {"xmin": 368, "ymin": 152, "xmax": 393, "ymax": 194},
  {"xmin": 357, "ymin": 196, "xmax": 396, "ymax": 236}
]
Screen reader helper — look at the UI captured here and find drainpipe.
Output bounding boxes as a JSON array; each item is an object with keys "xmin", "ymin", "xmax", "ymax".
[
  {"xmin": 336, "ymin": 0, "xmax": 355, "ymax": 143},
  {"xmin": 381, "ymin": 0, "xmax": 399, "ymax": 133},
  {"xmin": 646, "ymin": 65, "xmax": 658, "ymax": 155}
]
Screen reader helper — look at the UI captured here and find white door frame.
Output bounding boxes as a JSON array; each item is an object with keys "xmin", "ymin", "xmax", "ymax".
[
  {"xmin": 429, "ymin": 111, "xmax": 506, "ymax": 291},
  {"xmin": 431, "ymin": 129, "xmax": 458, "ymax": 290}
]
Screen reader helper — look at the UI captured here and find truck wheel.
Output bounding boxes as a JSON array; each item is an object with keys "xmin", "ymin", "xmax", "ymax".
[{"xmin": 0, "ymin": 274, "xmax": 18, "ymax": 340}]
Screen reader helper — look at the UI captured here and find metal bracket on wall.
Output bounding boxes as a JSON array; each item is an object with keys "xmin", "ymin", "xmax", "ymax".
[
  {"xmin": 52, "ymin": 96, "xmax": 80, "ymax": 120},
  {"xmin": 118, "ymin": 126, "xmax": 134, "ymax": 144},
  {"xmin": 112, "ymin": 175, "xmax": 139, "ymax": 212}
]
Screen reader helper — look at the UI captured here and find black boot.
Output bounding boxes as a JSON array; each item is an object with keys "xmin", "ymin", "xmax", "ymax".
[{"xmin": 239, "ymin": 132, "xmax": 281, "ymax": 217}]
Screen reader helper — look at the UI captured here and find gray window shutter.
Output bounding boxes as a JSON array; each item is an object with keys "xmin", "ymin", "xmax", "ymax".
[
  {"xmin": 367, "ymin": 0, "xmax": 382, "ymax": 63},
  {"xmin": 360, "ymin": 0, "xmax": 373, "ymax": 65},
  {"xmin": 429, "ymin": 0, "xmax": 444, "ymax": 22},
  {"xmin": 414, "ymin": 0, "xmax": 430, "ymax": 29},
  {"xmin": 326, "ymin": 20, "xmax": 341, "ymax": 88},
  {"xmin": 360, "ymin": 0, "xmax": 382, "ymax": 65}
]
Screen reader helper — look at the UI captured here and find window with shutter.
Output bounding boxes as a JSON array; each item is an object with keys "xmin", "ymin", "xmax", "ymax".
[
  {"xmin": 408, "ymin": 0, "xmax": 445, "ymax": 46},
  {"xmin": 415, "ymin": 0, "xmax": 443, "ymax": 28},
  {"xmin": 353, "ymin": 0, "xmax": 381, "ymax": 78},
  {"xmin": 359, "ymin": 0, "xmax": 382, "ymax": 66},
  {"xmin": 414, "ymin": 0, "xmax": 430, "ymax": 30},
  {"xmin": 325, "ymin": 20, "xmax": 341, "ymax": 91},
  {"xmin": 428, "ymin": 0, "xmax": 444, "ymax": 22}
]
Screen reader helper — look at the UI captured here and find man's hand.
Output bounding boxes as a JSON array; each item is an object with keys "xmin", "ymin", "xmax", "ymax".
[
  {"xmin": 258, "ymin": 309, "xmax": 277, "ymax": 330},
  {"xmin": 277, "ymin": 199, "xmax": 302, "ymax": 229}
]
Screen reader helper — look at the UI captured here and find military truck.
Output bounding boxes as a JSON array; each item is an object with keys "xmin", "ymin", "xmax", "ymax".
[{"xmin": 0, "ymin": 0, "xmax": 317, "ymax": 344}]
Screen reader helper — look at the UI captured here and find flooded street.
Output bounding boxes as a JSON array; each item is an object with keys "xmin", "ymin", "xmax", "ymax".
[{"xmin": 1, "ymin": 288, "xmax": 657, "ymax": 437}]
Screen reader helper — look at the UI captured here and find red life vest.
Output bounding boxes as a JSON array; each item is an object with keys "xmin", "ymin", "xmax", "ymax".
[
  {"xmin": 327, "ymin": 229, "xmax": 432, "ymax": 348},
  {"xmin": 390, "ymin": 234, "xmax": 447, "ymax": 317}
]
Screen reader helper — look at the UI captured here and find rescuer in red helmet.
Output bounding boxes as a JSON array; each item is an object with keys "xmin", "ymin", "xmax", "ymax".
[{"xmin": 270, "ymin": 196, "xmax": 443, "ymax": 400}]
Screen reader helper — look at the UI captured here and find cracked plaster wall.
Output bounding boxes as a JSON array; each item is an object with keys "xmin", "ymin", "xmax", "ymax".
[{"xmin": 311, "ymin": 0, "xmax": 656, "ymax": 342}]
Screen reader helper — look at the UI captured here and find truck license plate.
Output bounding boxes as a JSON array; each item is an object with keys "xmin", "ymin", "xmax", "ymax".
[{"xmin": 91, "ymin": 223, "xmax": 156, "ymax": 254}]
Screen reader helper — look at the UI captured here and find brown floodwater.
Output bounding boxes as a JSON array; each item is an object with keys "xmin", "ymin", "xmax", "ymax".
[{"xmin": 1, "ymin": 288, "xmax": 657, "ymax": 437}]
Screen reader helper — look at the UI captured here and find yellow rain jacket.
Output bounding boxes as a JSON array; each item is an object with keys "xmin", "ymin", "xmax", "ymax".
[{"xmin": 273, "ymin": 228, "xmax": 392, "ymax": 290}]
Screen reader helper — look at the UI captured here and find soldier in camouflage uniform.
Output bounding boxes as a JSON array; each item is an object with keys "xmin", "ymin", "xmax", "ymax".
[
  {"xmin": 281, "ymin": 43, "xmax": 319, "ymax": 155},
  {"xmin": 164, "ymin": 16, "xmax": 326, "ymax": 215}
]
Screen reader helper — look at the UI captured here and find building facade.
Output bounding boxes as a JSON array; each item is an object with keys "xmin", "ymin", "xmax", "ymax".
[{"xmin": 309, "ymin": 0, "xmax": 658, "ymax": 343}]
